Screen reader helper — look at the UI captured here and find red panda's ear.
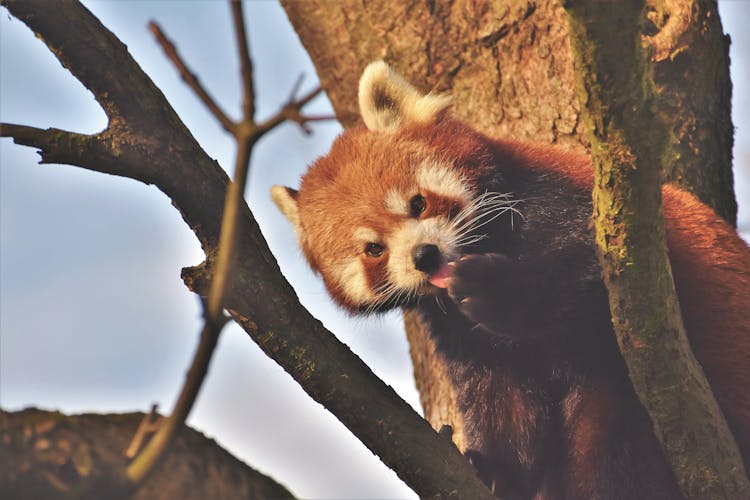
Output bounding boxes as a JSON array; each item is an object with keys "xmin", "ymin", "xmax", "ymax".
[
  {"xmin": 270, "ymin": 185, "xmax": 301, "ymax": 232},
  {"xmin": 358, "ymin": 61, "xmax": 451, "ymax": 133}
]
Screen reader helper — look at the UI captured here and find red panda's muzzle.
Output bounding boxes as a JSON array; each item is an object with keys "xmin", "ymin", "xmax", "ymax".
[
  {"xmin": 413, "ymin": 243, "xmax": 453, "ymax": 289},
  {"xmin": 412, "ymin": 243, "xmax": 442, "ymax": 273}
]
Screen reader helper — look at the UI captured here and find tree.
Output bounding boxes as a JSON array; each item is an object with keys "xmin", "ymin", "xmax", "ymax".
[
  {"xmin": 1, "ymin": 0, "xmax": 748, "ymax": 498},
  {"xmin": 283, "ymin": 1, "xmax": 750, "ymax": 496}
]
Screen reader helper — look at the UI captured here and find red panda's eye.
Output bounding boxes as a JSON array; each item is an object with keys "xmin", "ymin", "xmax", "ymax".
[
  {"xmin": 365, "ymin": 242, "xmax": 385, "ymax": 257},
  {"xmin": 410, "ymin": 194, "xmax": 426, "ymax": 218}
]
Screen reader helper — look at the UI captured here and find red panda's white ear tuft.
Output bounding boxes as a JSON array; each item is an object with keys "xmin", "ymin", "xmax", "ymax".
[
  {"xmin": 358, "ymin": 61, "xmax": 451, "ymax": 132},
  {"xmin": 270, "ymin": 185, "xmax": 301, "ymax": 231}
]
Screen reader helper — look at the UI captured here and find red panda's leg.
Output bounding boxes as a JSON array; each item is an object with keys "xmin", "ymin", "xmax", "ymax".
[
  {"xmin": 450, "ymin": 364, "xmax": 559, "ymax": 499},
  {"xmin": 561, "ymin": 382, "xmax": 683, "ymax": 499}
]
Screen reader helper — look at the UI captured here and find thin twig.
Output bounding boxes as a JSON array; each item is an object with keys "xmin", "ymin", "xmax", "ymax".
[
  {"xmin": 256, "ymin": 86, "xmax": 325, "ymax": 136},
  {"xmin": 204, "ymin": 139, "xmax": 253, "ymax": 320},
  {"xmin": 230, "ymin": 0, "xmax": 255, "ymax": 121},
  {"xmin": 127, "ymin": 75, "xmax": 327, "ymax": 482},
  {"xmin": 291, "ymin": 85, "xmax": 324, "ymax": 109},
  {"xmin": 124, "ymin": 404, "xmax": 162, "ymax": 459},
  {"xmin": 286, "ymin": 73, "xmax": 306, "ymax": 104},
  {"xmin": 127, "ymin": 154, "xmax": 251, "ymax": 485},
  {"xmin": 126, "ymin": 2, "xmax": 328, "ymax": 487},
  {"xmin": 148, "ymin": 21, "xmax": 235, "ymax": 133},
  {"xmin": 3, "ymin": 1, "xmax": 493, "ymax": 497},
  {"xmin": 125, "ymin": 306, "xmax": 230, "ymax": 484},
  {"xmin": 125, "ymin": 118, "xmax": 251, "ymax": 487}
]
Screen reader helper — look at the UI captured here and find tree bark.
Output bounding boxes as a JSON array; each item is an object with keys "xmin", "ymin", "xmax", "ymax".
[
  {"xmin": 281, "ymin": 0, "xmax": 738, "ymax": 476},
  {"xmin": 281, "ymin": 0, "xmax": 735, "ymax": 225},
  {"xmin": 646, "ymin": 0, "xmax": 736, "ymax": 224},
  {"xmin": 0, "ymin": 408, "xmax": 293, "ymax": 499}
]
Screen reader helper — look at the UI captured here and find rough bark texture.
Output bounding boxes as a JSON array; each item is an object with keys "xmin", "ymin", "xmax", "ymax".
[
  {"xmin": 563, "ymin": 1, "xmax": 749, "ymax": 497},
  {"xmin": 0, "ymin": 0, "xmax": 494, "ymax": 497},
  {"xmin": 0, "ymin": 408, "xmax": 293, "ymax": 499},
  {"xmin": 282, "ymin": 0, "xmax": 582, "ymax": 145},
  {"xmin": 281, "ymin": 0, "xmax": 735, "ymax": 223},
  {"xmin": 281, "ymin": 0, "xmax": 737, "ymax": 458},
  {"xmin": 646, "ymin": 0, "xmax": 736, "ymax": 224}
]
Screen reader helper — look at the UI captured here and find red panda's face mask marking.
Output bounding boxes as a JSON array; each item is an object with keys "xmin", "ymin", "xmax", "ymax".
[
  {"xmin": 271, "ymin": 62, "xmax": 520, "ymax": 313},
  {"xmin": 309, "ymin": 158, "xmax": 477, "ymax": 312}
]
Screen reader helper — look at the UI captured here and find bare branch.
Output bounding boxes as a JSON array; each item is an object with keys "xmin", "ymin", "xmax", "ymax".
[
  {"xmin": 2, "ymin": 1, "xmax": 493, "ymax": 497},
  {"xmin": 127, "ymin": 3, "xmax": 331, "ymax": 481},
  {"xmin": 124, "ymin": 404, "xmax": 162, "ymax": 459},
  {"xmin": 129, "ymin": 13, "xmax": 257, "ymax": 484},
  {"xmin": 0, "ymin": 122, "xmax": 167, "ymax": 188},
  {"xmin": 0, "ymin": 123, "xmax": 91, "ymax": 161},
  {"xmin": 148, "ymin": 21, "xmax": 235, "ymax": 133},
  {"xmin": 291, "ymin": 85, "xmax": 324, "ymax": 109},
  {"xmin": 286, "ymin": 73, "xmax": 306, "ymax": 104},
  {"xmin": 126, "ymin": 313, "xmax": 224, "ymax": 484},
  {"xmin": 256, "ymin": 86, "xmax": 325, "ymax": 136},
  {"xmin": 297, "ymin": 114, "xmax": 337, "ymax": 122},
  {"xmin": 230, "ymin": 0, "xmax": 256, "ymax": 121}
]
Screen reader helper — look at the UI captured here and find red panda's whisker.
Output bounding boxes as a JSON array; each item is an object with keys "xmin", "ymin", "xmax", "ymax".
[
  {"xmin": 451, "ymin": 204, "xmax": 520, "ymax": 239},
  {"xmin": 449, "ymin": 192, "xmax": 521, "ymax": 234},
  {"xmin": 454, "ymin": 233, "xmax": 489, "ymax": 247},
  {"xmin": 371, "ymin": 281, "xmax": 410, "ymax": 311}
]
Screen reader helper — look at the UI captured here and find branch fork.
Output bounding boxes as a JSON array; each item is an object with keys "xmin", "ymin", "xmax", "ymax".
[{"xmin": 0, "ymin": 0, "xmax": 495, "ymax": 497}]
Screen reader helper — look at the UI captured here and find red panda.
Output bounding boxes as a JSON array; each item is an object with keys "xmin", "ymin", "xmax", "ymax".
[{"xmin": 271, "ymin": 61, "xmax": 750, "ymax": 499}]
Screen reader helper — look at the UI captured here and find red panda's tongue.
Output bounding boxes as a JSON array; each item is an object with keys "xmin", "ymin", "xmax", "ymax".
[{"xmin": 428, "ymin": 262, "xmax": 452, "ymax": 289}]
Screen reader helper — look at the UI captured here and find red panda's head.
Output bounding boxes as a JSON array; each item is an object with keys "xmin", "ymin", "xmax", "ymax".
[{"xmin": 271, "ymin": 62, "xmax": 518, "ymax": 313}]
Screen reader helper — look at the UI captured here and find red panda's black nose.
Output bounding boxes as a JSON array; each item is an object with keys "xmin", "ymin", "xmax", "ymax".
[{"xmin": 413, "ymin": 244, "xmax": 442, "ymax": 274}]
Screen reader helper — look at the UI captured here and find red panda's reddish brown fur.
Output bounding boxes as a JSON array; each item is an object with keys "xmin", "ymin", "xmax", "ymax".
[{"xmin": 272, "ymin": 62, "xmax": 750, "ymax": 498}]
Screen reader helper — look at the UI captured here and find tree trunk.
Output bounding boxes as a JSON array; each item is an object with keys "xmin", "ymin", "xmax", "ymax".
[
  {"xmin": 563, "ymin": 1, "xmax": 749, "ymax": 496},
  {"xmin": 281, "ymin": 0, "xmax": 736, "ymax": 461}
]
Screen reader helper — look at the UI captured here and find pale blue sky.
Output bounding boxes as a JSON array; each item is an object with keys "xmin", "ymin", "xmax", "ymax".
[{"xmin": 1, "ymin": 2, "xmax": 748, "ymax": 499}]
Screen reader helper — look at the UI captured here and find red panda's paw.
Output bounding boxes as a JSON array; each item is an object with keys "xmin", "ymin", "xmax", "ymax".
[
  {"xmin": 447, "ymin": 253, "xmax": 509, "ymax": 334},
  {"xmin": 463, "ymin": 450, "xmax": 497, "ymax": 495},
  {"xmin": 464, "ymin": 448, "xmax": 530, "ymax": 498}
]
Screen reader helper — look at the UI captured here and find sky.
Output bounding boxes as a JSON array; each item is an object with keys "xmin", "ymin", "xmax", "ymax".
[{"xmin": 1, "ymin": 2, "xmax": 748, "ymax": 499}]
